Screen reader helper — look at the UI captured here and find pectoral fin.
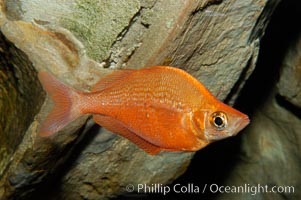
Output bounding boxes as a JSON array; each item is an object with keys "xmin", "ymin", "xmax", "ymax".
[{"xmin": 93, "ymin": 115, "xmax": 163, "ymax": 155}]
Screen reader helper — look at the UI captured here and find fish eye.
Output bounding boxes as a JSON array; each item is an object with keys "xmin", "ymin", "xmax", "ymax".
[{"xmin": 210, "ymin": 111, "xmax": 228, "ymax": 130}]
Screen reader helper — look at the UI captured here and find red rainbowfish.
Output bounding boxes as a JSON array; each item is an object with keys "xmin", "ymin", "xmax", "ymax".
[{"xmin": 38, "ymin": 66, "xmax": 249, "ymax": 155}]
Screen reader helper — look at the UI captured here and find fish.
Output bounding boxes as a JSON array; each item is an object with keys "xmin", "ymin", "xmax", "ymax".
[{"xmin": 38, "ymin": 66, "xmax": 249, "ymax": 155}]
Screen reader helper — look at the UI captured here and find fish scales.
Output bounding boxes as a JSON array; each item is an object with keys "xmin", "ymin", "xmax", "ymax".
[{"xmin": 37, "ymin": 66, "xmax": 249, "ymax": 154}]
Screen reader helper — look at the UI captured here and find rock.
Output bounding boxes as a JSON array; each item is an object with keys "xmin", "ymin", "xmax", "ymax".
[
  {"xmin": 278, "ymin": 35, "xmax": 301, "ymax": 108},
  {"xmin": 0, "ymin": 0, "xmax": 280, "ymax": 199},
  {"xmin": 0, "ymin": 32, "xmax": 44, "ymax": 177},
  {"xmin": 213, "ymin": 93, "xmax": 301, "ymax": 200},
  {"xmin": 203, "ymin": 1, "xmax": 301, "ymax": 199}
]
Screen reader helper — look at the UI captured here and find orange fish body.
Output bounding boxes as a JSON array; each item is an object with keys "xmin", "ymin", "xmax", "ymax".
[{"xmin": 38, "ymin": 66, "xmax": 249, "ymax": 155}]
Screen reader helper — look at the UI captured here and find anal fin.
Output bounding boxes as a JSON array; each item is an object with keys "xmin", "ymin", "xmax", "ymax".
[{"xmin": 93, "ymin": 115, "xmax": 162, "ymax": 155}]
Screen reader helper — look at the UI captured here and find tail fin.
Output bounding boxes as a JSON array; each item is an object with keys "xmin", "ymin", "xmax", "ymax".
[{"xmin": 38, "ymin": 71, "xmax": 82, "ymax": 137}]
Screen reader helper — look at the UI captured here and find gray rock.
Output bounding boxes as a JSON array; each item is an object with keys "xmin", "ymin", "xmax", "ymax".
[
  {"xmin": 0, "ymin": 0, "xmax": 280, "ymax": 199},
  {"xmin": 278, "ymin": 36, "xmax": 301, "ymax": 108}
]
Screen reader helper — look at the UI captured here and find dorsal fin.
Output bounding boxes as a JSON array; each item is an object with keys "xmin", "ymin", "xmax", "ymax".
[{"xmin": 92, "ymin": 69, "xmax": 135, "ymax": 92}]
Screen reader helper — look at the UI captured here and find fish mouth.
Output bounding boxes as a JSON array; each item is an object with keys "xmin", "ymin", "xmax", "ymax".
[{"xmin": 234, "ymin": 116, "xmax": 250, "ymax": 135}]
